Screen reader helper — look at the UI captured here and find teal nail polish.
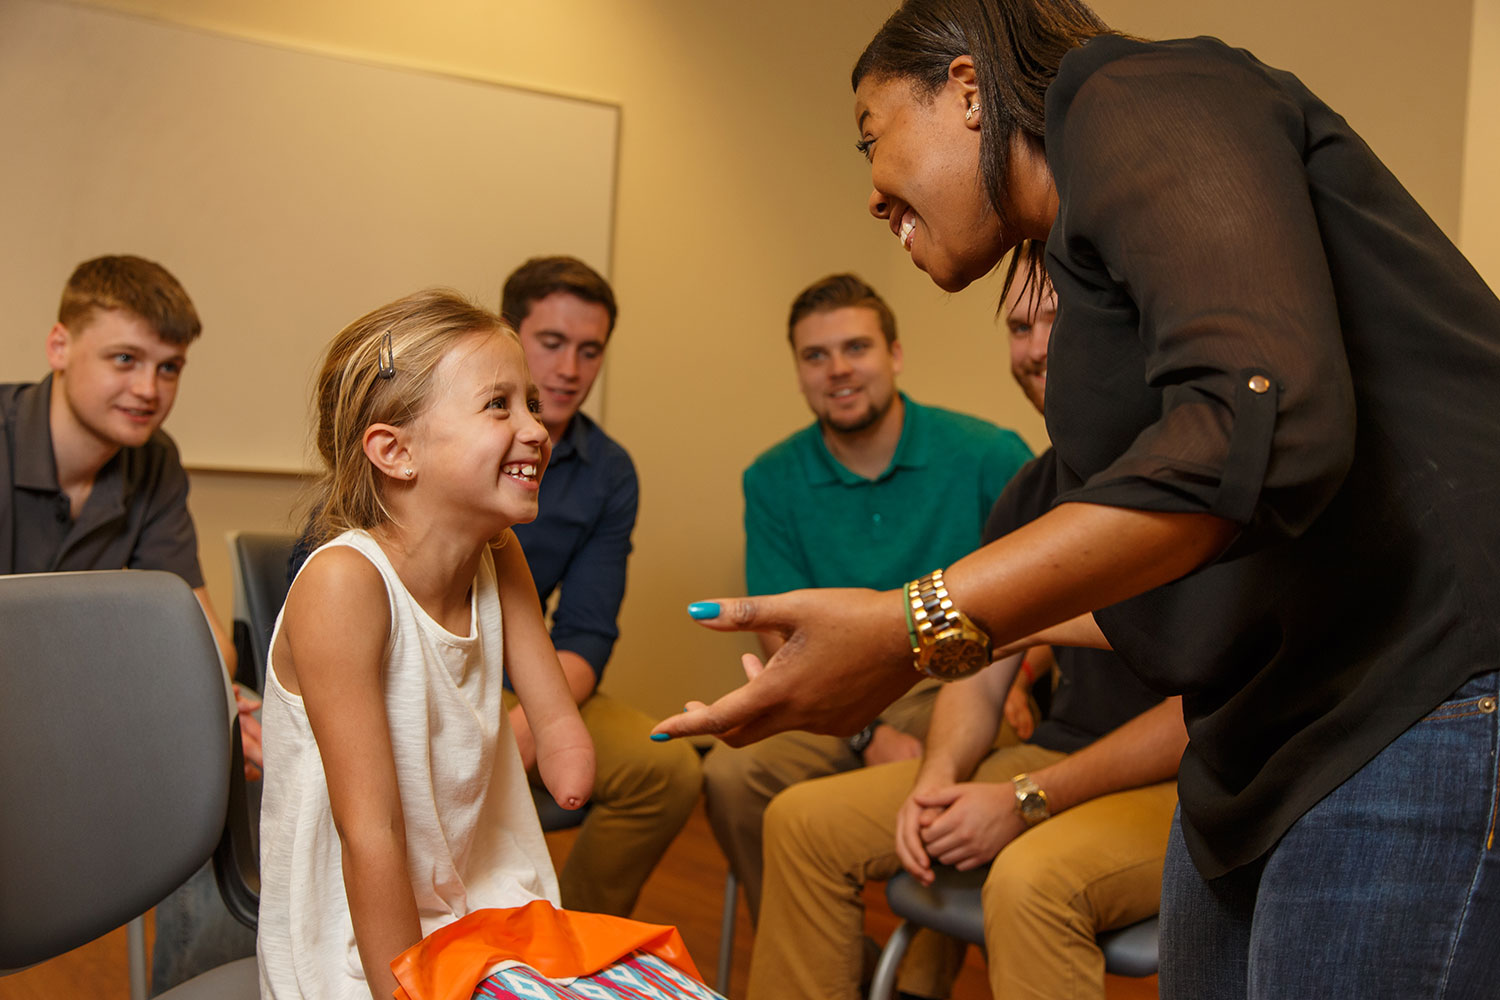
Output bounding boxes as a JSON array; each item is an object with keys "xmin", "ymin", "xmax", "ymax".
[
  {"xmin": 649, "ymin": 732, "xmax": 672, "ymax": 742},
  {"xmin": 687, "ymin": 601, "xmax": 721, "ymax": 620}
]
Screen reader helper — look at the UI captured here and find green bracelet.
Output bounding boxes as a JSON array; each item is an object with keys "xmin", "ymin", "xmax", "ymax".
[{"xmin": 903, "ymin": 579, "xmax": 919, "ymax": 651}]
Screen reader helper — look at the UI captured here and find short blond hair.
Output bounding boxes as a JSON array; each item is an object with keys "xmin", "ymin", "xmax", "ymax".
[
  {"xmin": 58, "ymin": 255, "xmax": 201, "ymax": 345},
  {"xmin": 307, "ymin": 288, "xmax": 513, "ymax": 546}
]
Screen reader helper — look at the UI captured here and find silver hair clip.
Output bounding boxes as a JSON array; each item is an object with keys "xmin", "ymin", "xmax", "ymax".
[{"xmin": 377, "ymin": 330, "xmax": 396, "ymax": 380}]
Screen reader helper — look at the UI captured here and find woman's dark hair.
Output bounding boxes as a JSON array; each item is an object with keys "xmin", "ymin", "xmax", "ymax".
[
  {"xmin": 1001, "ymin": 238, "xmax": 1046, "ymax": 308},
  {"xmin": 852, "ymin": 0, "xmax": 1113, "ymax": 227}
]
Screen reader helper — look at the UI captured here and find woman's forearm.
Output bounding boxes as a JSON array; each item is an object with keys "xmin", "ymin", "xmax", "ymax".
[
  {"xmin": 946, "ymin": 502, "xmax": 1237, "ymax": 654},
  {"xmin": 655, "ymin": 503, "xmax": 1236, "ymax": 745},
  {"xmin": 994, "ymin": 614, "xmax": 1109, "ymax": 658}
]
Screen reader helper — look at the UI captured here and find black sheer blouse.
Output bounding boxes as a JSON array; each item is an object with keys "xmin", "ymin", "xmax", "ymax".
[{"xmin": 1041, "ymin": 35, "xmax": 1500, "ymax": 877}]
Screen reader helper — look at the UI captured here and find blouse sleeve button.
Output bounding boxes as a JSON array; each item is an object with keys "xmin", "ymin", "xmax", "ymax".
[{"xmin": 1247, "ymin": 375, "xmax": 1271, "ymax": 394}]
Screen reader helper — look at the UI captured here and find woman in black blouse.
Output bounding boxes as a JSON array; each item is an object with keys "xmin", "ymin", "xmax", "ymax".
[{"xmin": 659, "ymin": 1, "xmax": 1500, "ymax": 995}]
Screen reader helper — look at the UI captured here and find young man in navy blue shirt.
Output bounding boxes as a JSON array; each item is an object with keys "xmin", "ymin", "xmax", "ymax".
[{"xmin": 500, "ymin": 257, "xmax": 700, "ymax": 917}]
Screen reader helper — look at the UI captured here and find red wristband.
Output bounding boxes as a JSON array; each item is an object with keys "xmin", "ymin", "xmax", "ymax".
[{"xmin": 1018, "ymin": 659, "xmax": 1036, "ymax": 685}]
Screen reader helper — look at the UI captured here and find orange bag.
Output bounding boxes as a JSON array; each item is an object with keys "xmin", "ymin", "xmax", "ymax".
[{"xmin": 391, "ymin": 900, "xmax": 714, "ymax": 1000}]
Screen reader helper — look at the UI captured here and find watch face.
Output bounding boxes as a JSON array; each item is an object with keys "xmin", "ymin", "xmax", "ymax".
[
  {"xmin": 925, "ymin": 636, "xmax": 990, "ymax": 680},
  {"xmin": 847, "ymin": 726, "xmax": 875, "ymax": 754},
  {"xmin": 1019, "ymin": 792, "xmax": 1049, "ymax": 824}
]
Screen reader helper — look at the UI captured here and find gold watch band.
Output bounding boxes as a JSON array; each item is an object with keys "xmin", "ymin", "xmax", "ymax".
[
  {"xmin": 909, "ymin": 568, "xmax": 957, "ymax": 648},
  {"xmin": 904, "ymin": 568, "xmax": 991, "ymax": 680}
]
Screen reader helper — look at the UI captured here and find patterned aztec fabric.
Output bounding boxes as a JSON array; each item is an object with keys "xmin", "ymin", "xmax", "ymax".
[{"xmin": 474, "ymin": 952, "xmax": 722, "ymax": 999}]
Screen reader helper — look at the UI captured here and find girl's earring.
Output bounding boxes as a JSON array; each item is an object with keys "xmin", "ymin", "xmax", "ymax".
[
  {"xmin": 404, "ymin": 468, "xmax": 415, "ymax": 479},
  {"xmin": 965, "ymin": 103, "xmax": 980, "ymax": 122}
]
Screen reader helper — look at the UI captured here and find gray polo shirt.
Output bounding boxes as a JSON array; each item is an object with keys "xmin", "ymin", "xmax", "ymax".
[{"xmin": 0, "ymin": 377, "xmax": 202, "ymax": 585}]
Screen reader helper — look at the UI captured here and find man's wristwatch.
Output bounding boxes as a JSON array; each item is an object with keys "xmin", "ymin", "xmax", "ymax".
[
  {"xmin": 1011, "ymin": 773, "xmax": 1051, "ymax": 826},
  {"xmin": 905, "ymin": 568, "xmax": 991, "ymax": 680},
  {"xmin": 847, "ymin": 721, "xmax": 881, "ymax": 757}
]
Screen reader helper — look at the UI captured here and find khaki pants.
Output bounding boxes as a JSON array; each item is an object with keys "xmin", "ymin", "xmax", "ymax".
[
  {"xmin": 506, "ymin": 689, "xmax": 702, "ymax": 917},
  {"xmin": 702, "ymin": 682, "xmax": 945, "ymax": 922},
  {"xmin": 749, "ymin": 747, "xmax": 1177, "ymax": 1000}
]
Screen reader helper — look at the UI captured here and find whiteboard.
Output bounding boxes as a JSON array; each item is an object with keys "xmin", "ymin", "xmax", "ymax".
[{"xmin": 0, "ymin": 0, "xmax": 619, "ymax": 472}]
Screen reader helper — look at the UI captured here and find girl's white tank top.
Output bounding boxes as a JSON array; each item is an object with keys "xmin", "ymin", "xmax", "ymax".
[{"xmin": 256, "ymin": 529, "xmax": 558, "ymax": 1000}]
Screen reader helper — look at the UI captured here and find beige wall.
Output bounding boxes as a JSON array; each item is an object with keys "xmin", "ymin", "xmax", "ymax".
[
  {"xmin": 1092, "ymin": 0, "xmax": 1476, "ymax": 240},
  {"xmin": 1461, "ymin": 0, "xmax": 1500, "ymax": 288},
  {"xmin": 75, "ymin": 0, "xmax": 1492, "ymax": 720},
  {"xmin": 185, "ymin": 470, "xmax": 306, "ymax": 627}
]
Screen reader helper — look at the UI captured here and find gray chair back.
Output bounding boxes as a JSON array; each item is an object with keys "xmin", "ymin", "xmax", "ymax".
[
  {"xmin": 227, "ymin": 531, "xmax": 298, "ymax": 692},
  {"xmin": 0, "ymin": 571, "xmax": 234, "ymax": 970}
]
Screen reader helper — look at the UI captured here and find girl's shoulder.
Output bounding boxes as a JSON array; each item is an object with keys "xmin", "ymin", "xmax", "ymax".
[
  {"xmin": 287, "ymin": 531, "xmax": 393, "ymax": 622},
  {"xmin": 276, "ymin": 533, "xmax": 394, "ymax": 691}
]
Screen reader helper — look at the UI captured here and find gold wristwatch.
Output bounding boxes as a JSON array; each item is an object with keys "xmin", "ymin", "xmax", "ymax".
[
  {"xmin": 904, "ymin": 568, "xmax": 991, "ymax": 680},
  {"xmin": 1011, "ymin": 773, "xmax": 1051, "ymax": 826}
]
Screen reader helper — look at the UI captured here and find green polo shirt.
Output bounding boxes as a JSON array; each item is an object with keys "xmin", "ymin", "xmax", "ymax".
[{"xmin": 743, "ymin": 395, "xmax": 1033, "ymax": 595}]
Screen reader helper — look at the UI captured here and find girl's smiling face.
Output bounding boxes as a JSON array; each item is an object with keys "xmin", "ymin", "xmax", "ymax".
[
  {"xmin": 408, "ymin": 330, "xmax": 551, "ymax": 531},
  {"xmin": 855, "ymin": 71, "xmax": 1008, "ymax": 293}
]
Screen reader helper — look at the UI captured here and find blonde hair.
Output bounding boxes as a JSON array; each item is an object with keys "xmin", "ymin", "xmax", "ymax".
[{"xmin": 307, "ymin": 288, "xmax": 514, "ymax": 546}]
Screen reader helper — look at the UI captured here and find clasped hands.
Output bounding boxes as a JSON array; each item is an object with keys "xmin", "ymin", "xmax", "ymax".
[{"xmin": 895, "ymin": 778, "xmax": 1027, "ymax": 885}]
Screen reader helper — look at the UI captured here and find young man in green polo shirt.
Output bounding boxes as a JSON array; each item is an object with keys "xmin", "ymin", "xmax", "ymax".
[{"xmin": 703, "ymin": 273, "xmax": 1033, "ymax": 925}]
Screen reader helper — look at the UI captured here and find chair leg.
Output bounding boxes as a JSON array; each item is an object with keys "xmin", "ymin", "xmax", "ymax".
[
  {"xmin": 716, "ymin": 869, "xmax": 738, "ymax": 997},
  {"xmin": 127, "ymin": 915, "xmax": 149, "ymax": 1000},
  {"xmin": 868, "ymin": 920, "xmax": 915, "ymax": 1000}
]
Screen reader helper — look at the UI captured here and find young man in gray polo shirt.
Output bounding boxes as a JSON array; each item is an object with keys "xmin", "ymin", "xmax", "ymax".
[
  {"xmin": 703, "ymin": 273, "xmax": 1033, "ymax": 924},
  {"xmin": 0, "ymin": 255, "xmax": 257, "ymax": 993},
  {"xmin": 1, "ymin": 255, "xmax": 240, "ymax": 682}
]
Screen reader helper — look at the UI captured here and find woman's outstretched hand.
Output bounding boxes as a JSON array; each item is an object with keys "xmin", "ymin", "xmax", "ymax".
[{"xmin": 651, "ymin": 587, "xmax": 918, "ymax": 746}]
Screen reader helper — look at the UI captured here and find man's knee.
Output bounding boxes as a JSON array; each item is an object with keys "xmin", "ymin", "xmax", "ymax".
[
  {"xmin": 581, "ymin": 693, "xmax": 700, "ymax": 796},
  {"xmin": 702, "ymin": 740, "xmax": 749, "ymax": 796},
  {"xmin": 762, "ymin": 780, "xmax": 840, "ymax": 860},
  {"xmin": 623, "ymin": 735, "xmax": 701, "ymax": 805},
  {"xmin": 652, "ymin": 737, "xmax": 704, "ymax": 811},
  {"xmin": 761, "ymin": 786, "xmax": 810, "ymax": 872},
  {"xmin": 983, "ymin": 836, "xmax": 1088, "ymax": 931},
  {"xmin": 703, "ymin": 740, "xmax": 779, "ymax": 811}
]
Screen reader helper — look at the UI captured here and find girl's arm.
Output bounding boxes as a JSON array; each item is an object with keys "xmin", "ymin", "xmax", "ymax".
[
  {"xmin": 509, "ymin": 650, "xmax": 596, "ymax": 772},
  {"xmin": 492, "ymin": 532, "xmax": 595, "ymax": 808},
  {"xmin": 278, "ymin": 547, "xmax": 420, "ymax": 1000}
]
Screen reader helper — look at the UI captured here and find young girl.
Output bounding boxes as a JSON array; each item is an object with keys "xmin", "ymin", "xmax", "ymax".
[{"xmin": 256, "ymin": 289, "xmax": 595, "ymax": 1000}]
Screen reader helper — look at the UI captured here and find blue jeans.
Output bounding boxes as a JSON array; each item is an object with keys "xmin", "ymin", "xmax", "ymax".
[{"xmin": 1160, "ymin": 670, "xmax": 1500, "ymax": 999}]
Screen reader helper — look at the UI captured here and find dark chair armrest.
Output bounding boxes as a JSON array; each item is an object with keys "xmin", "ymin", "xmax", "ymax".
[
  {"xmin": 230, "ymin": 620, "xmax": 259, "ymax": 691},
  {"xmin": 214, "ymin": 718, "xmax": 261, "ymax": 931}
]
